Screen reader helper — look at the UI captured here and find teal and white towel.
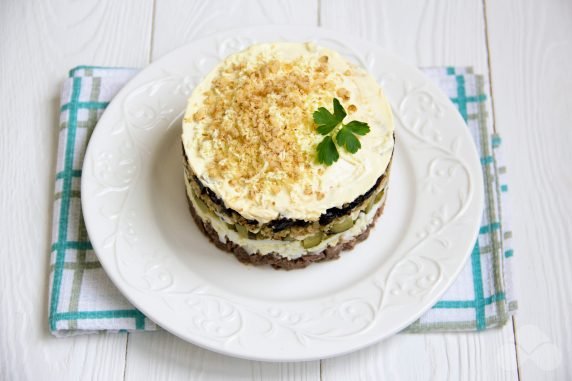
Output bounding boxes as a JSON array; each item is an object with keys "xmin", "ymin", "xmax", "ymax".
[
  {"xmin": 406, "ymin": 67, "xmax": 517, "ymax": 332},
  {"xmin": 48, "ymin": 65, "xmax": 516, "ymax": 336},
  {"xmin": 49, "ymin": 66, "xmax": 156, "ymax": 335}
]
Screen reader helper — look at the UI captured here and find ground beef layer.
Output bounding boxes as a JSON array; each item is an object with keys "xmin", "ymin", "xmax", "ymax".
[{"xmin": 187, "ymin": 192, "xmax": 387, "ymax": 270}]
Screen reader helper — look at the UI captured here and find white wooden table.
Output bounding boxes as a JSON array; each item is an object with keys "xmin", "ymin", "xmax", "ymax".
[{"xmin": 1, "ymin": 0, "xmax": 570, "ymax": 379}]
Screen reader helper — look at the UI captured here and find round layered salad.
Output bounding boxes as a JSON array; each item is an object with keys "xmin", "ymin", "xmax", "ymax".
[{"xmin": 182, "ymin": 42, "xmax": 394, "ymax": 269}]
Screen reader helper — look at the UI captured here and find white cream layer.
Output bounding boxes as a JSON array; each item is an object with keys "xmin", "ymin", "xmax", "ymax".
[
  {"xmin": 186, "ymin": 177, "xmax": 386, "ymax": 260},
  {"xmin": 182, "ymin": 42, "xmax": 394, "ymax": 224}
]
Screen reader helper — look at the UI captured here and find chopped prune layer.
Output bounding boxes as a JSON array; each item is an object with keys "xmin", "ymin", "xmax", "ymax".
[
  {"xmin": 319, "ymin": 174, "xmax": 383, "ymax": 225},
  {"xmin": 183, "ymin": 142, "xmax": 392, "ymax": 239}
]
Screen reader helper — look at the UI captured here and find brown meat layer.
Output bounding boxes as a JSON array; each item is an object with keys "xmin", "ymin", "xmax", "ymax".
[{"xmin": 187, "ymin": 192, "xmax": 387, "ymax": 270}]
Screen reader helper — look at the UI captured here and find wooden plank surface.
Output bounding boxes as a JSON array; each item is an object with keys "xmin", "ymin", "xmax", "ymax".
[
  {"xmin": 125, "ymin": 332, "xmax": 319, "ymax": 381},
  {"xmin": 125, "ymin": 1, "xmax": 321, "ymax": 379},
  {"xmin": 485, "ymin": 0, "xmax": 572, "ymax": 379},
  {"xmin": 2, "ymin": 0, "xmax": 570, "ymax": 378},
  {"xmin": 322, "ymin": 324, "xmax": 517, "ymax": 381},
  {"xmin": 151, "ymin": 0, "xmax": 319, "ymax": 59},
  {"xmin": 319, "ymin": 1, "xmax": 517, "ymax": 379},
  {"xmin": 0, "ymin": 0, "xmax": 153, "ymax": 380},
  {"xmin": 320, "ymin": 0, "xmax": 489, "ymax": 75}
]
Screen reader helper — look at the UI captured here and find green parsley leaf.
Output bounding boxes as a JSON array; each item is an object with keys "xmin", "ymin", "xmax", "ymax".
[
  {"xmin": 316, "ymin": 122, "xmax": 337, "ymax": 135},
  {"xmin": 312, "ymin": 98, "xmax": 371, "ymax": 166},
  {"xmin": 333, "ymin": 98, "xmax": 347, "ymax": 121},
  {"xmin": 317, "ymin": 135, "xmax": 339, "ymax": 165},
  {"xmin": 313, "ymin": 107, "xmax": 340, "ymax": 135},
  {"xmin": 336, "ymin": 126, "xmax": 361, "ymax": 154},
  {"xmin": 344, "ymin": 120, "xmax": 370, "ymax": 135},
  {"xmin": 313, "ymin": 98, "xmax": 348, "ymax": 135}
]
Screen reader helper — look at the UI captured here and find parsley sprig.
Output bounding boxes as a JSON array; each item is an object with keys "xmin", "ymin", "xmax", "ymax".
[{"xmin": 313, "ymin": 98, "xmax": 370, "ymax": 165}]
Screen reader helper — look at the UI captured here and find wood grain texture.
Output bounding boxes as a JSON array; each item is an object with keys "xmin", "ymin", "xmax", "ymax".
[
  {"xmin": 125, "ymin": 332, "xmax": 319, "ymax": 381},
  {"xmin": 0, "ymin": 0, "xmax": 152, "ymax": 379},
  {"xmin": 124, "ymin": 1, "xmax": 320, "ymax": 379},
  {"xmin": 485, "ymin": 0, "xmax": 572, "ymax": 378},
  {"xmin": 8, "ymin": 0, "xmax": 571, "ymax": 378},
  {"xmin": 319, "ymin": 1, "xmax": 518, "ymax": 380},
  {"xmin": 151, "ymin": 0, "xmax": 318, "ymax": 59},
  {"xmin": 320, "ymin": 0, "xmax": 489, "ymax": 75},
  {"xmin": 322, "ymin": 323, "xmax": 517, "ymax": 381}
]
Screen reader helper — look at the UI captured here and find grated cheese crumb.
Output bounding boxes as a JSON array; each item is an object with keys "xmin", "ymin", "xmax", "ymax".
[{"xmin": 195, "ymin": 53, "xmax": 337, "ymax": 194}]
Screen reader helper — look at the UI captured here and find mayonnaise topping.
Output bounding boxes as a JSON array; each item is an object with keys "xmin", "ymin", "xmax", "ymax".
[{"xmin": 182, "ymin": 42, "xmax": 394, "ymax": 223}]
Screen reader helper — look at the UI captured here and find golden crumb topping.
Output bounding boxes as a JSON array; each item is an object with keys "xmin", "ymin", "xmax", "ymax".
[
  {"xmin": 187, "ymin": 53, "xmax": 338, "ymax": 195},
  {"xmin": 182, "ymin": 43, "xmax": 395, "ymax": 223}
]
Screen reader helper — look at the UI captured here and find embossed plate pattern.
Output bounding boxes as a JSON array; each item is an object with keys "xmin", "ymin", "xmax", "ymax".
[{"xmin": 82, "ymin": 26, "xmax": 484, "ymax": 361}]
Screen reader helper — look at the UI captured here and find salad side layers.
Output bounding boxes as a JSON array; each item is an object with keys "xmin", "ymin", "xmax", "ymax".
[{"xmin": 182, "ymin": 42, "xmax": 394, "ymax": 269}]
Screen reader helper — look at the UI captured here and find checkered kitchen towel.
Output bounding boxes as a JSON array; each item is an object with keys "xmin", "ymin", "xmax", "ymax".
[
  {"xmin": 48, "ymin": 65, "xmax": 516, "ymax": 335},
  {"xmin": 49, "ymin": 66, "xmax": 156, "ymax": 334},
  {"xmin": 405, "ymin": 67, "xmax": 517, "ymax": 332}
]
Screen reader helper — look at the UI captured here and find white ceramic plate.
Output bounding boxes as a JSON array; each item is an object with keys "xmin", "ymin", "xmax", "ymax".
[{"xmin": 82, "ymin": 26, "xmax": 483, "ymax": 361}]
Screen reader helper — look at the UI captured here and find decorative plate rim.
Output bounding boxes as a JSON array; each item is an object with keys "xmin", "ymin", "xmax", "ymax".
[{"xmin": 82, "ymin": 25, "xmax": 484, "ymax": 361}]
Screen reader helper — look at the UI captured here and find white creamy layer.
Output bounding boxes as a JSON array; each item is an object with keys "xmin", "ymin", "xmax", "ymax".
[
  {"xmin": 186, "ymin": 177, "xmax": 386, "ymax": 260},
  {"xmin": 182, "ymin": 42, "xmax": 394, "ymax": 223}
]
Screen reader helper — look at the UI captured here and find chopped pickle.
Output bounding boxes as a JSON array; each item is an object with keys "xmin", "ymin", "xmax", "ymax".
[
  {"xmin": 330, "ymin": 216, "xmax": 354, "ymax": 233},
  {"xmin": 302, "ymin": 233, "xmax": 323, "ymax": 249},
  {"xmin": 194, "ymin": 195, "xmax": 210, "ymax": 214},
  {"xmin": 365, "ymin": 198, "xmax": 375, "ymax": 213},
  {"xmin": 226, "ymin": 223, "xmax": 236, "ymax": 231},
  {"xmin": 248, "ymin": 232, "xmax": 258, "ymax": 240},
  {"xmin": 374, "ymin": 189, "xmax": 385, "ymax": 204},
  {"xmin": 365, "ymin": 189, "xmax": 385, "ymax": 213},
  {"xmin": 236, "ymin": 224, "xmax": 249, "ymax": 238}
]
